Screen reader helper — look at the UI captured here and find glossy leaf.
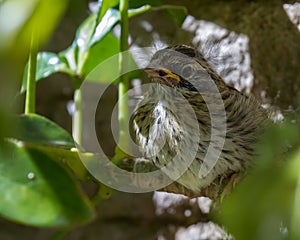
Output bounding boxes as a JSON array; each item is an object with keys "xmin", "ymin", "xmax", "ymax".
[
  {"xmin": 60, "ymin": 3, "xmax": 153, "ymax": 79},
  {"xmin": 14, "ymin": 114, "xmax": 75, "ymax": 149},
  {"xmin": 89, "ymin": 8, "xmax": 120, "ymax": 48},
  {"xmin": 82, "ymin": 33, "xmax": 120, "ymax": 79},
  {"xmin": 59, "ymin": 8, "xmax": 121, "ymax": 77},
  {"xmin": 84, "ymin": 33, "xmax": 140, "ymax": 83},
  {"xmin": 59, "ymin": 45, "xmax": 78, "ymax": 73},
  {"xmin": 20, "ymin": 1, "xmax": 186, "ymax": 88},
  {"xmin": 97, "ymin": 0, "xmax": 120, "ymax": 26},
  {"xmin": 20, "ymin": 3, "xmax": 154, "ymax": 85},
  {"xmin": 12, "ymin": 114, "xmax": 88, "ymax": 179},
  {"xmin": 74, "ymin": 13, "xmax": 97, "ymax": 52},
  {"xmin": 25, "ymin": 143, "xmax": 89, "ymax": 181},
  {"xmin": 21, "ymin": 52, "xmax": 74, "ymax": 92},
  {"xmin": 0, "ymin": 141, "xmax": 94, "ymax": 227}
]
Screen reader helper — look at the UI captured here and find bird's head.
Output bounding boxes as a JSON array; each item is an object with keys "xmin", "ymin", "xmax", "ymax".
[{"xmin": 144, "ymin": 45, "xmax": 226, "ymax": 95}]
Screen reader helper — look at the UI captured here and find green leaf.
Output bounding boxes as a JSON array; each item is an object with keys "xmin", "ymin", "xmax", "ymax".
[
  {"xmin": 74, "ymin": 13, "xmax": 97, "ymax": 52},
  {"xmin": 60, "ymin": 8, "xmax": 121, "ymax": 76},
  {"xmin": 14, "ymin": 114, "xmax": 75, "ymax": 149},
  {"xmin": 26, "ymin": 3, "xmax": 153, "ymax": 84},
  {"xmin": 82, "ymin": 33, "xmax": 120, "ymax": 80},
  {"xmin": 25, "ymin": 143, "xmax": 89, "ymax": 181},
  {"xmin": 11, "ymin": 114, "xmax": 88, "ymax": 180},
  {"xmin": 163, "ymin": 5, "xmax": 187, "ymax": 26},
  {"xmin": 19, "ymin": 2, "xmax": 185, "ymax": 89},
  {"xmin": 218, "ymin": 121, "xmax": 300, "ymax": 240},
  {"xmin": 128, "ymin": 0, "xmax": 187, "ymax": 25},
  {"xmin": 21, "ymin": 52, "xmax": 74, "ymax": 92},
  {"xmin": 84, "ymin": 34, "xmax": 139, "ymax": 84},
  {"xmin": 128, "ymin": 0, "xmax": 162, "ymax": 8},
  {"xmin": 59, "ymin": 45, "xmax": 78, "ymax": 73},
  {"xmin": 290, "ymin": 148, "xmax": 300, "ymax": 240},
  {"xmin": 97, "ymin": 0, "xmax": 120, "ymax": 21},
  {"xmin": 89, "ymin": 8, "xmax": 120, "ymax": 48},
  {"xmin": 0, "ymin": 141, "xmax": 94, "ymax": 227},
  {"xmin": 0, "ymin": 0, "xmax": 69, "ymax": 55},
  {"xmin": 60, "ymin": 3, "xmax": 153, "ymax": 78},
  {"xmin": 128, "ymin": 5, "xmax": 151, "ymax": 18}
]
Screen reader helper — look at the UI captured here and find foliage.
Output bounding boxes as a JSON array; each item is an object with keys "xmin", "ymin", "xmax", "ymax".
[
  {"xmin": 0, "ymin": 0, "xmax": 187, "ymax": 229},
  {"xmin": 1, "ymin": 0, "xmax": 299, "ymax": 239},
  {"xmin": 218, "ymin": 120, "xmax": 300, "ymax": 240}
]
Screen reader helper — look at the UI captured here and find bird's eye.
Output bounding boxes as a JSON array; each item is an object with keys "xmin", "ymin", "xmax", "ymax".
[
  {"xmin": 158, "ymin": 70, "xmax": 167, "ymax": 77},
  {"xmin": 182, "ymin": 66, "xmax": 192, "ymax": 78}
]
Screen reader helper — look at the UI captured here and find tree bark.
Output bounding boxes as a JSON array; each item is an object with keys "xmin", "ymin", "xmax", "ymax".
[{"xmin": 165, "ymin": 0, "xmax": 300, "ymax": 108}]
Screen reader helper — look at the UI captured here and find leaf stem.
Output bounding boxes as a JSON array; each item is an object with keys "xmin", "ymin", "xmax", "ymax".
[
  {"xmin": 113, "ymin": 0, "xmax": 130, "ymax": 164},
  {"xmin": 120, "ymin": 0, "xmax": 129, "ymax": 53},
  {"xmin": 290, "ymin": 149, "xmax": 300, "ymax": 239},
  {"xmin": 25, "ymin": 32, "xmax": 39, "ymax": 114},
  {"xmin": 93, "ymin": 0, "xmax": 131, "ymax": 201},
  {"xmin": 72, "ymin": 86, "xmax": 83, "ymax": 146}
]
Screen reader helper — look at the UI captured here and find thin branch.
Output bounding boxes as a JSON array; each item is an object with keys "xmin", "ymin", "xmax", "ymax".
[
  {"xmin": 25, "ymin": 32, "xmax": 39, "ymax": 114},
  {"xmin": 113, "ymin": 0, "xmax": 131, "ymax": 164},
  {"xmin": 72, "ymin": 87, "xmax": 82, "ymax": 145}
]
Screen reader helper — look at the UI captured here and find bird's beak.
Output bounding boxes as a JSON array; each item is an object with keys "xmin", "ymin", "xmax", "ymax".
[{"xmin": 143, "ymin": 68, "xmax": 181, "ymax": 83}]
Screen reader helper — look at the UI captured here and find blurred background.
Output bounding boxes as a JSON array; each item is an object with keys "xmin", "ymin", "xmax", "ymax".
[{"xmin": 1, "ymin": 0, "xmax": 300, "ymax": 239}]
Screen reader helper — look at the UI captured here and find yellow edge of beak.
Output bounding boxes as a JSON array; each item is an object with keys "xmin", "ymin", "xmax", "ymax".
[{"xmin": 144, "ymin": 68, "xmax": 181, "ymax": 82}]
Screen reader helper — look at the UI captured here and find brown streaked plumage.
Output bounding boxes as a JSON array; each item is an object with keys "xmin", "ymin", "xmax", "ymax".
[{"xmin": 132, "ymin": 45, "xmax": 267, "ymax": 194}]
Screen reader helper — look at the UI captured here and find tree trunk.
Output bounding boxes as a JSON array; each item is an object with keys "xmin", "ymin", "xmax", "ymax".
[{"xmin": 166, "ymin": 0, "xmax": 300, "ymax": 109}]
